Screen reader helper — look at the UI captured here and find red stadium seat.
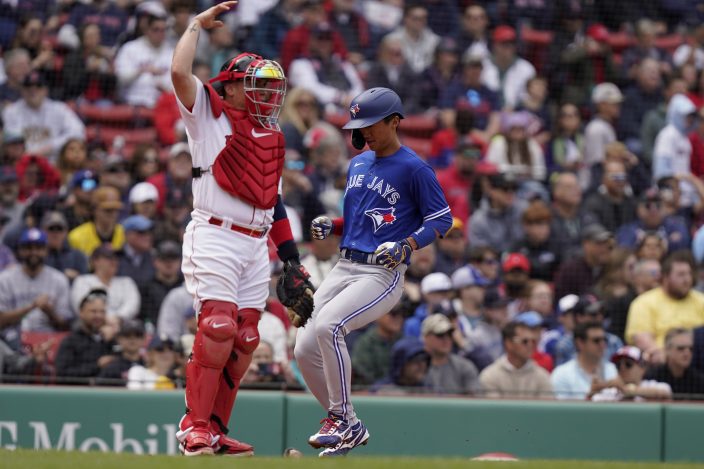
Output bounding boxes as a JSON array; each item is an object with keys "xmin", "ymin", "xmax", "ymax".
[
  {"xmin": 325, "ymin": 112, "xmax": 348, "ymax": 129},
  {"xmin": 21, "ymin": 331, "xmax": 69, "ymax": 365},
  {"xmin": 655, "ymin": 34, "xmax": 684, "ymax": 54},
  {"xmin": 86, "ymin": 125, "xmax": 157, "ymax": 151},
  {"xmin": 401, "ymin": 136, "xmax": 432, "ymax": 158},
  {"xmin": 78, "ymin": 104, "xmax": 155, "ymax": 127},
  {"xmin": 399, "ymin": 114, "xmax": 437, "ymax": 138},
  {"xmin": 521, "ymin": 26, "xmax": 553, "ymax": 46},
  {"xmin": 606, "ymin": 32, "xmax": 634, "ymax": 53}
]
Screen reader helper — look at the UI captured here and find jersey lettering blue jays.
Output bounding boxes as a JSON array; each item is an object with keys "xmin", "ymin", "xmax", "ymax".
[{"xmin": 340, "ymin": 145, "xmax": 451, "ymax": 253}]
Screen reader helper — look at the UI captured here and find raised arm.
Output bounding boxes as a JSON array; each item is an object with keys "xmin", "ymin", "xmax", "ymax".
[{"xmin": 171, "ymin": 1, "xmax": 237, "ymax": 110}]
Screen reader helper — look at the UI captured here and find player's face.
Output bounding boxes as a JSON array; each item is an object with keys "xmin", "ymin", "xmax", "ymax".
[{"xmin": 359, "ymin": 117, "xmax": 399, "ymax": 155}]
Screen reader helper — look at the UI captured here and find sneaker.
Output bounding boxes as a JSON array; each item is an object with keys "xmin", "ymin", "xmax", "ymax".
[
  {"xmin": 181, "ymin": 427, "xmax": 215, "ymax": 456},
  {"xmin": 308, "ymin": 412, "xmax": 351, "ymax": 449},
  {"xmin": 319, "ymin": 421, "xmax": 370, "ymax": 457},
  {"xmin": 213, "ymin": 434, "xmax": 254, "ymax": 457}
]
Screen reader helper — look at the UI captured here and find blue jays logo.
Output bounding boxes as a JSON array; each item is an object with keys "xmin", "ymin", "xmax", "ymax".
[
  {"xmin": 350, "ymin": 103, "xmax": 360, "ymax": 118},
  {"xmin": 365, "ymin": 207, "xmax": 397, "ymax": 232}
]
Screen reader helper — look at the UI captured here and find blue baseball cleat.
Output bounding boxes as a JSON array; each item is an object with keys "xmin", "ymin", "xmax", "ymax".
[
  {"xmin": 308, "ymin": 412, "xmax": 352, "ymax": 449},
  {"xmin": 319, "ymin": 421, "xmax": 370, "ymax": 457}
]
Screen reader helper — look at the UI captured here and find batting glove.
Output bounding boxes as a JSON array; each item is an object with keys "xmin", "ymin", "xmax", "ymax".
[
  {"xmin": 311, "ymin": 216, "xmax": 333, "ymax": 240},
  {"xmin": 374, "ymin": 239, "xmax": 413, "ymax": 270}
]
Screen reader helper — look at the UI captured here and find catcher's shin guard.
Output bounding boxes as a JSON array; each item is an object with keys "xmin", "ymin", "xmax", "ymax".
[{"xmin": 185, "ymin": 301, "xmax": 238, "ymax": 430}]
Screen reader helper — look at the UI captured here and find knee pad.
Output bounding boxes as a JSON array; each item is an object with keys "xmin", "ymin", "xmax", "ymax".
[
  {"xmin": 193, "ymin": 301, "xmax": 238, "ymax": 368},
  {"xmin": 233, "ymin": 308, "xmax": 261, "ymax": 355}
]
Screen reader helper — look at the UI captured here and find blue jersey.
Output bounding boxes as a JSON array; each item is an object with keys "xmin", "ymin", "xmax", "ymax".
[{"xmin": 340, "ymin": 145, "xmax": 452, "ymax": 253}]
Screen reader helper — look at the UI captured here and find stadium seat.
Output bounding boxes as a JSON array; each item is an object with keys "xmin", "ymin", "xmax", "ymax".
[
  {"xmin": 401, "ymin": 136, "xmax": 432, "ymax": 158},
  {"xmin": 86, "ymin": 125, "xmax": 158, "ymax": 151},
  {"xmin": 21, "ymin": 331, "xmax": 69, "ymax": 366},
  {"xmin": 655, "ymin": 34, "xmax": 684, "ymax": 53}
]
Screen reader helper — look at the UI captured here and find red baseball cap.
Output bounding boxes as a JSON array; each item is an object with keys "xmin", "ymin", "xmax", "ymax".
[
  {"xmin": 586, "ymin": 23, "xmax": 609, "ymax": 43},
  {"xmin": 502, "ymin": 252, "xmax": 530, "ymax": 273},
  {"xmin": 492, "ymin": 25, "xmax": 516, "ymax": 43}
]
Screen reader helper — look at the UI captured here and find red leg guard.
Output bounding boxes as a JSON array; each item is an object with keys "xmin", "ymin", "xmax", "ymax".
[
  {"xmin": 185, "ymin": 301, "xmax": 238, "ymax": 430},
  {"xmin": 233, "ymin": 309, "xmax": 262, "ymax": 355}
]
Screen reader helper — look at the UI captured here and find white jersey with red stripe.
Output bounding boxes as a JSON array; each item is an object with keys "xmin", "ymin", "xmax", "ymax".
[{"xmin": 175, "ymin": 76, "xmax": 274, "ymax": 229}]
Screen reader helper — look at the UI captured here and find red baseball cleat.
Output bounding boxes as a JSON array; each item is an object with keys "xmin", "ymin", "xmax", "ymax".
[
  {"xmin": 182, "ymin": 427, "xmax": 214, "ymax": 456},
  {"xmin": 213, "ymin": 434, "xmax": 254, "ymax": 457}
]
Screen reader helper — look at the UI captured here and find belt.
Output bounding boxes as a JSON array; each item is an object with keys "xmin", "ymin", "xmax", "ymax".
[
  {"xmin": 208, "ymin": 217, "xmax": 268, "ymax": 239},
  {"xmin": 340, "ymin": 248, "xmax": 379, "ymax": 265}
]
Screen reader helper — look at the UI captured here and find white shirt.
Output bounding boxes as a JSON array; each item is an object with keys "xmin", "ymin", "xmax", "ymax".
[
  {"xmin": 2, "ymin": 99, "xmax": 85, "ymax": 159},
  {"xmin": 71, "ymin": 274, "xmax": 141, "ymax": 320},
  {"xmin": 486, "ymin": 134, "xmax": 546, "ymax": 181},
  {"xmin": 114, "ymin": 37, "xmax": 174, "ymax": 107},
  {"xmin": 551, "ymin": 359, "xmax": 618, "ymax": 400},
  {"xmin": 591, "ymin": 379, "xmax": 672, "ymax": 402},
  {"xmin": 653, "ymin": 124, "xmax": 697, "ymax": 206},
  {"xmin": 583, "ymin": 116, "xmax": 616, "ymax": 170},
  {"xmin": 386, "ymin": 27, "xmax": 440, "ymax": 74},
  {"xmin": 288, "ymin": 58, "xmax": 364, "ymax": 111},
  {"xmin": 175, "ymin": 76, "xmax": 275, "ymax": 227},
  {"xmin": 481, "ymin": 57, "xmax": 536, "ymax": 110},
  {"xmin": 259, "ymin": 311, "xmax": 288, "ymax": 364},
  {"xmin": 673, "ymin": 44, "xmax": 704, "ymax": 70}
]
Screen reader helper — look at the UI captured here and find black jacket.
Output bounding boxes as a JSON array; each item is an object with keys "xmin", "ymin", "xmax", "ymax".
[{"xmin": 54, "ymin": 326, "xmax": 114, "ymax": 384}]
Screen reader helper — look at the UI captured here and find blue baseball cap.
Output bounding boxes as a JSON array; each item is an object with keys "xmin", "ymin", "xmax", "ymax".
[
  {"xmin": 514, "ymin": 311, "xmax": 544, "ymax": 328},
  {"xmin": 19, "ymin": 228, "xmax": 47, "ymax": 246},
  {"xmin": 122, "ymin": 215, "xmax": 154, "ymax": 233},
  {"xmin": 70, "ymin": 170, "xmax": 99, "ymax": 192},
  {"xmin": 451, "ymin": 265, "xmax": 490, "ymax": 289}
]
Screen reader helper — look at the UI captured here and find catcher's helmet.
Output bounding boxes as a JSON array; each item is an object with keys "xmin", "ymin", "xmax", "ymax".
[
  {"xmin": 210, "ymin": 52, "xmax": 263, "ymax": 84},
  {"xmin": 342, "ymin": 87, "xmax": 404, "ymax": 150}
]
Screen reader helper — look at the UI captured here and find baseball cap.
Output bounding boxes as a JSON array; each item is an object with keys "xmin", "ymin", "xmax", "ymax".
[
  {"xmin": 18, "ymin": 228, "xmax": 47, "ymax": 246},
  {"xmin": 488, "ymin": 172, "xmax": 518, "ymax": 191},
  {"xmin": 92, "ymin": 186, "xmax": 124, "ymax": 211},
  {"xmin": 581, "ymin": 224, "xmax": 613, "ymax": 243},
  {"xmin": 156, "ymin": 240, "xmax": 182, "ymax": 260},
  {"xmin": 420, "ymin": 272, "xmax": 453, "ymax": 295},
  {"xmin": 514, "ymin": 311, "xmax": 544, "ymax": 328},
  {"xmin": 592, "ymin": 83, "xmax": 623, "ymax": 104},
  {"xmin": 0, "ymin": 166, "xmax": 18, "ymax": 183},
  {"xmin": 557, "ymin": 294, "xmax": 580, "ymax": 315},
  {"xmin": 457, "ymin": 136, "xmax": 483, "ymax": 158},
  {"xmin": 129, "ymin": 182, "xmax": 159, "ymax": 204},
  {"xmin": 586, "ymin": 23, "xmax": 610, "ymax": 43},
  {"xmin": 639, "ymin": 186, "xmax": 662, "ymax": 204},
  {"xmin": 118, "ymin": 319, "xmax": 145, "ymax": 338},
  {"xmin": 169, "ymin": 142, "xmax": 191, "ymax": 159},
  {"xmin": 91, "ymin": 244, "xmax": 118, "ymax": 259},
  {"xmin": 483, "ymin": 289, "xmax": 510, "ymax": 308},
  {"xmin": 40, "ymin": 211, "xmax": 68, "ymax": 230},
  {"xmin": 610, "ymin": 346, "xmax": 644, "ymax": 365},
  {"xmin": 23, "ymin": 71, "xmax": 47, "ymax": 88},
  {"xmin": 135, "ymin": 0, "xmax": 167, "ymax": 18},
  {"xmin": 573, "ymin": 294, "xmax": 603, "ymax": 316},
  {"xmin": 492, "ymin": 25, "xmax": 516, "ymax": 43},
  {"xmin": 436, "ymin": 37, "xmax": 459, "ymax": 54},
  {"xmin": 421, "ymin": 313, "xmax": 454, "ymax": 336},
  {"xmin": 502, "ymin": 253, "xmax": 530, "ymax": 273},
  {"xmin": 103, "ymin": 154, "xmax": 128, "ymax": 172},
  {"xmin": 122, "ymin": 215, "xmax": 154, "ymax": 233},
  {"xmin": 462, "ymin": 50, "xmax": 485, "ymax": 66},
  {"xmin": 451, "ymin": 265, "xmax": 490, "ymax": 289},
  {"xmin": 71, "ymin": 170, "xmax": 99, "ymax": 191},
  {"xmin": 148, "ymin": 334, "xmax": 176, "ymax": 351}
]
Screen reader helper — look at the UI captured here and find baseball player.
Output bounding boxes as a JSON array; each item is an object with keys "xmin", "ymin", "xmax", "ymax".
[
  {"xmin": 294, "ymin": 87, "xmax": 453, "ymax": 456},
  {"xmin": 170, "ymin": 1, "xmax": 314, "ymax": 457}
]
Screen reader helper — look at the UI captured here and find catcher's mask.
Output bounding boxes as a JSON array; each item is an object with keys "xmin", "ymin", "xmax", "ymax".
[{"xmin": 211, "ymin": 53, "xmax": 287, "ymax": 131}]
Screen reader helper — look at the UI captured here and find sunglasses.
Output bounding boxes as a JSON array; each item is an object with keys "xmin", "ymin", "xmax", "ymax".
[
  {"xmin": 46, "ymin": 225, "xmax": 65, "ymax": 232},
  {"xmin": 433, "ymin": 332, "xmax": 453, "ymax": 339},
  {"xmin": 514, "ymin": 337, "xmax": 538, "ymax": 346},
  {"xmin": 588, "ymin": 337, "xmax": 607, "ymax": 344},
  {"xmin": 106, "ymin": 166, "xmax": 127, "ymax": 174},
  {"xmin": 608, "ymin": 173, "xmax": 627, "ymax": 182}
]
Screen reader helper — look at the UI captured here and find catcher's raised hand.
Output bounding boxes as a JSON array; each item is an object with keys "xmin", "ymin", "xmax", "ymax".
[
  {"xmin": 374, "ymin": 239, "xmax": 413, "ymax": 270},
  {"xmin": 311, "ymin": 216, "xmax": 333, "ymax": 240},
  {"xmin": 194, "ymin": 1, "xmax": 237, "ymax": 30},
  {"xmin": 276, "ymin": 259, "xmax": 315, "ymax": 327}
]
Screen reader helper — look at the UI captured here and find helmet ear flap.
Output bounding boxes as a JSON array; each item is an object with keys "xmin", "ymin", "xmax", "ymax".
[{"xmin": 352, "ymin": 129, "xmax": 366, "ymax": 150}]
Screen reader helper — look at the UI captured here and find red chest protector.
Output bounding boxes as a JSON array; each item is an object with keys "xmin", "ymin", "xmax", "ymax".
[{"xmin": 205, "ymin": 84, "xmax": 285, "ymax": 210}]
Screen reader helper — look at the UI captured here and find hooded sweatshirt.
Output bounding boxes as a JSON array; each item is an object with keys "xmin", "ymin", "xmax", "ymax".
[{"xmin": 371, "ymin": 337, "xmax": 430, "ymax": 392}]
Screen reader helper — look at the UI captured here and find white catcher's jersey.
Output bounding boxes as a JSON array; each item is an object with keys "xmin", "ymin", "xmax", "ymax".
[{"xmin": 175, "ymin": 76, "xmax": 274, "ymax": 228}]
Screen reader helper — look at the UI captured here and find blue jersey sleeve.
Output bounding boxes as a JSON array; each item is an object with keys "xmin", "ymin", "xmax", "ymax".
[{"xmin": 409, "ymin": 165, "xmax": 453, "ymax": 247}]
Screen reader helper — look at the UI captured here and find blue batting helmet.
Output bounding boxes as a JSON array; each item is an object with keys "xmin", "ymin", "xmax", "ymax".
[{"xmin": 342, "ymin": 87, "xmax": 405, "ymax": 149}]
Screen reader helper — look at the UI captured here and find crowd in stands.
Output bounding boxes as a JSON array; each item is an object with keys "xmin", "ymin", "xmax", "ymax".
[{"xmin": 1, "ymin": 0, "xmax": 704, "ymax": 400}]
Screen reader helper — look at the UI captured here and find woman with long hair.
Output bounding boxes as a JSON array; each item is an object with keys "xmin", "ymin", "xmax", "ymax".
[
  {"xmin": 486, "ymin": 110, "xmax": 546, "ymax": 182},
  {"xmin": 279, "ymin": 87, "xmax": 321, "ymax": 158}
]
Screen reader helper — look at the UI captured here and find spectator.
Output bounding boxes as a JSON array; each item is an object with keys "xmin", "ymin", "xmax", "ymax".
[
  {"xmin": 0, "ymin": 48, "xmax": 31, "ymax": 108},
  {"xmin": 128, "ymin": 182, "xmax": 159, "ymax": 220},
  {"xmin": 65, "ymin": 0, "xmax": 128, "ymax": 48},
  {"xmin": 597, "ymin": 248, "xmax": 639, "ymax": 342},
  {"xmin": 433, "ymin": 218, "xmax": 467, "ymax": 276},
  {"xmin": 522, "ymin": 281, "xmax": 555, "ymax": 328},
  {"xmin": 138, "ymin": 240, "xmax": 182, "ymax": 327},
  {"xmin": 0, "ymin": 166, "xmax": 21, "ymax": 236},
  {"xmin": 242, "ymin": 340, "xmax": 290, "ymax": 388},
  {"xmin": 15, "ymin": 154, "xmax": 61, "ymax": 202},
  {"xmin": 645, "ymin": 328, "xmax": 704, "ymax": 399},
  {"xmin": 117, "ymin": 215, "xmax": 155, "ymax": 286},
  {"xmin": 588, "ymin": 141, "xmax": 651, "ymax": 198},
  {"xmin": 551, "ymin": 321, "xmax": 618, "ymax": 400},
  {"xmin": 690, "ymin": 106, "xmax": 704, "ymax": 178},
  {"xmin": 549, "ymin": 172, "xmax": 592, "ymax": 258},
  {"xmin": 126, "ymin": 334, "xmax": 180, "ymax": 390},
  {"xmin": 554, "ymin": 295, "xmax": 623, "ymax": 366},
  {"xmin": 641, "ymin": 75, "xmax": 689, "ymax": 168},
  {"xmin": 403, "ymin": 272, "xmax": 454, "ymax": 338},
  {"xmin": 288, "ymin": 23, "xmax": 363, "ymax": 112},
  {"xmin": 56, "ymin": 139, "xmax": 88, "ymax": 189},
  {"xmin": 453, "ymin": 5, "xmax": 489, "ymax": 61},
  {"xmin": 155, "ymin": 284, "xmax": 192, "ymax": 343},
  {"xmin": 114, "ymin": 15, "xmax": 174, "ymax": 107},
  {"xmin": 68, "ymin": 185, "xmax": 125, "ymax": 256},
  {"xmin": 541, "ymin": 293, "xmax": 578, "ymax": 360},
  {"xmin": 479, "ymin": 320, "xmax": 553, "ymax": 399},
  {"xmin": 465, "ymin": 289, "xmax": 511, "ymax": 363},
  {"xmin": 71, "ymin": 245, "xmax": 141, "ymax": 320},
  {"xmin": 245, "ymin": 0, "xmax": 299, "ymax": 61},
  {"xmin": 436, "ymin": 136, "xmax": 481, "ymax": 224},
  {"xmin": 372, "ymin": 336, "xmax": 431, "ymax": 394},
  {"xmin": 583, "ymin": 83, "xmax": 622, "ymax": 185},
  {"xmin": 329, "ymin": 0, "xmax": 372, "ymax": 63},
  {"xmin": 351, "ymin": 304, "xmax": 404, "ymax": 386},
  {"xmin": 1, "ymin": 71, "xmax": 85, "ymax": 159},
  {"xmin": 547, "ymin": 104, "xmax": 584, "ymax": 177},
  {"xmin": 96, "ymin": 319, "xmax": 146, "ymax": 386},
  {"xmin": 619, "ymin": 58, "xmax": 663, "ymax": 149},
  {"xmin": 279, "ymin": 88, "xmax": 321, "ymax": 156},
  {"xmin": 279, "ymin": 0, "xmax": 348, "ymax": 73},
  {"xmin": 511, "ymin": 200, "xmax": 561, "ymax": 281},
  {"xmin": 468, "ymin": 246, "xmax": 500, "ymax": 288},
  {"xmin": 42, "ymin": 211, "xmax": 88, "ymax": 283},
  {"xmin": 418, "ymin": 37, "xmax": 461, "ymax": 112},
  {"xmin": 198, "ymin": 20, "xmax": 238, "ymax": 78},
  {"xmin": 591, "ymin": 346, "xmax": 672, "ymax": 401},
  {"xmin": 304, "ymin": 123, "xmax": 346, "ymax": 218},
  {"xmin": 365, "ymin": 35, "xmax": 421, "ymax": 114},
  {"xmin": 62, "ymin": 170, "xmax": 99, "ymax": 230},
  {"xmin": 516, "ymin": 76, "xmax": 551, "ymax": 146},
  {"xmin": 486, "ymin": 111, "xmax": 546, "ymax": 182},
  {"xmin": 300, "ymin": 235, "xmax": 339, "ymax": 290},
  {"xmin": 481, "ymin": 26, "xmax": 536, "ymax": 110},
  {"xmin": 404, "ymin": 243, "xmax": 437, "ymax": 303},
  {"xmin": 147, "ymin": 143, "xmax": 193, "ymax": 215},
  {"xmin": 385, "ymin": 4, "xmax": 439, "ymax": 74},
  {"xmin": 625, "ymin": 251, "xmax": 704, "ymax": 363},
  {"xmin": 501, "ymin": 252, "xmax": 531, "ymax": 309},
  {"xmin": 128, "ymin": 145, "xmax": 161, "ymax": 184},
  {"xmin": 421, "ymin": 314, "xmax": 481, "ymax": 395},
  {"xmin": 583, "ymin": 160, "xmax": 637, "ymax": 232},
  {"xmin": 468, "ymin": 173, "xmax": 524, "ymax": 253},
  {"xmin": 0, "ymin": 132, "xmax": 27, "ymax": 166},
  {"xmin": 621, "ymin": 19, "xmax": 671, "ymax": 82},
  {"xmin": 54, "ymin": 288, "xmax": 116, "ymax": 384},
  {"xmin": 11, "ymin": 16, "xmax": 54, "ymax": 77},
  {"xmin": 0, "ymin": 228, "xmax": 72, "ymax": 352},
  {"xmin": 62, "ymin": 23, "xmax": 117, "ymax": 103},
  {"xmin": 451, "ymin": 265, "xmax": 489, "ymax": 336},
  {"xmin": 554, "ymin": 224, "xmax": 614, "ymax": 300},
  {"xmin": 673, "ymin": 22, "xmax": 704, "ymax": 71},
  {"xmin": 152, "ymin": 189, "xmax": 190, "ymax": 244}
]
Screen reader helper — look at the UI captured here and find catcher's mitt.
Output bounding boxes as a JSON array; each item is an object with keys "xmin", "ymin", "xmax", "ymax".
[{"xmin": 276, "ymin": 259, "xmax": 315, "ymax": 327}]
